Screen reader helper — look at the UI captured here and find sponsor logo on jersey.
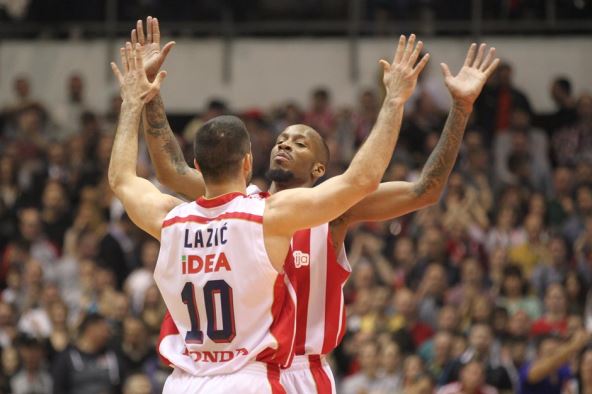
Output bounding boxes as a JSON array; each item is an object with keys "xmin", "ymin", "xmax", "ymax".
[
  {"xmin": 293, "ymin": 251, "xmax": 310, "ymax": 268},
  {"xmin": 182, "ymin": 348, "xmax": 249, "ymax": 363}
]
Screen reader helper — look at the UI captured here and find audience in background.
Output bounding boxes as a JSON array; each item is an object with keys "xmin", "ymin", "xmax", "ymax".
[{"xmin": 0, "ymin": 64, "xmax": 591, "ymax": 393}]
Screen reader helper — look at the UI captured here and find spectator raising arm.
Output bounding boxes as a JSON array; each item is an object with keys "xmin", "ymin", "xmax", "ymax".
[
  {"xmin": 526, "ymin": 330, "xmax": 590, "ymax": 384},
  {"xmin": 108, "ymin": 42, "xmax": 182, "ymax": 240}
]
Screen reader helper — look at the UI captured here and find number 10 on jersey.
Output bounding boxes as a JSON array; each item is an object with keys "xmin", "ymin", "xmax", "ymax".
[{"xmin": 181, "ymin": 280, "xmax": 236, "ymax": 343}]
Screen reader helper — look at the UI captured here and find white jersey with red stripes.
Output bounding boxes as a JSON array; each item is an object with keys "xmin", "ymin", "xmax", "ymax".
[
  {"xmin": 154, "ymin": 192, "xmax": 296, "ymax": 377},
  {"xmin": 285, "ymin": 225, "xmax": 351, "ymax": 356}
]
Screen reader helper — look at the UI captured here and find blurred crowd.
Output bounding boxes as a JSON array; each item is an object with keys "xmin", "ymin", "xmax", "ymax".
[{"xmin": 1, "ymin": 56, "xmax": 592, "ymax": 394}]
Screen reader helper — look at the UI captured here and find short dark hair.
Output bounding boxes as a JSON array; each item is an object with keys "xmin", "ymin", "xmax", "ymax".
[
  {"xmin": 555, "ymin": 77, "xmax": 572, "ymax": 95},
  {"xmin": 78, "ymin": 312, "xmax": 106, "ymax": 335},
  {"xmin": 193, "ymin": 115, "xmax": 250, "ymax": 183}
]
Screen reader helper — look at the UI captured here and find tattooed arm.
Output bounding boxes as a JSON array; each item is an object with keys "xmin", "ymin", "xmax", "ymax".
[
  {"xmin": 332, "ymin": 43, "xmax": 500, "ymax": 235},
  {"xmin": 127, "ymin": 17, "xmax": 206, "ymax": 200},
  {"xmin": 143, "ymin": 94, "xmax": 205, "ymax": 199}
]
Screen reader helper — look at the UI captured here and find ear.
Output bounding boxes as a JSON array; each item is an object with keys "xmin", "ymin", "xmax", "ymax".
[
  {"xmin": 243, "ymin": 153, "xmax": 252, "ymax": 173},
  {"xmin": 312, "ymin": 162, "xmax": 326, "ymax": 180}
]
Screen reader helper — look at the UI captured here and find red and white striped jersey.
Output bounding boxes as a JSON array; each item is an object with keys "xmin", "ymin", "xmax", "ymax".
[
  {"xmin": 285, "ymin": 225, "xmax": 351, "ymax": 356},
  {"xmin": 154, "ymin": 192, "xmax": 296, "ymax": 376}
]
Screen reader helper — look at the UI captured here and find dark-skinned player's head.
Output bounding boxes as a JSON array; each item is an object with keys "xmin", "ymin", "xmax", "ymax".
[
  {"xmin": 267, "ymin": 124, "xmax": 329, "ymax": 187},
  {"xmin": 193, "ymin": 115, "xmax": 252, "ymax": 185}
]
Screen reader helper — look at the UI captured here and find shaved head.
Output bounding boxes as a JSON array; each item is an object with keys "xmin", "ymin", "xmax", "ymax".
[{"xmin": 287, "ymin": 124, "xmax": 330, "ymax": 166}]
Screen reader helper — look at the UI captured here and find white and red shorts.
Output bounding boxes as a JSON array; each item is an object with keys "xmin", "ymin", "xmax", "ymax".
[
  {"xmin": 280, "ymin": 355, "xmax": 336, "ymax": 394},
  {"xmin": 163, "ymin": 362, "xmax": 286, "ymax": 394}
]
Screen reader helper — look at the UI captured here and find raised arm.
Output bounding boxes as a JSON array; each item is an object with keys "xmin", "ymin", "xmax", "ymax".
[
  {"xmin": 265, "ymin": 35, "xmax": 429, "ymax": 235},
  {"xmin": 131, "ymin": 17, "xmax": 206, "ymax": 199},
  {"xmin": 527, "ymin": 330, "xmax": 589, "ymax": 383},
  {"xmin": 338, "ymin": 43, "xmax": 500, "ymax": 225},
  {"xmin": 108, "ymin": 43, "xmax": 182, "ymax": 240}
]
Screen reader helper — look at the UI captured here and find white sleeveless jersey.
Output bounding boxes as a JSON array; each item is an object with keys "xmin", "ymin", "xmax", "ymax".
[{"xmin": 154, "ymin": 192, "xmax": 296, "ymax": 376}]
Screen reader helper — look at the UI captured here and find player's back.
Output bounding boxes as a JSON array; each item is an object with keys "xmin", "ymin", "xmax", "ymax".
[{"xmin": 154, "ymin": 192, "xmax": 296, "ymax": 377}]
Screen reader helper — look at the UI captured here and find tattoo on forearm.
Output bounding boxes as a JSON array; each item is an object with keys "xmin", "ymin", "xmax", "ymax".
[
  {"xmin": 144, "ymin": 95, "xmax": 188, "ymax": 175},
  {"xmin": 145, "ymin": 95, "xmax": 168, "ymax": 136},
  {"xmin": 413, "ymin": 105, "xmax": 469, "ymax": 197}
]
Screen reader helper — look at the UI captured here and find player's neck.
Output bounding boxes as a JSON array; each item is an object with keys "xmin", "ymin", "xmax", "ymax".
[
  {"xmin": 204, "ymin": 179, "xmax": 247, "ymax": 200},
  {"xmin": 268, "ymin": 180, "xmax": 313, "ymax": 194}
]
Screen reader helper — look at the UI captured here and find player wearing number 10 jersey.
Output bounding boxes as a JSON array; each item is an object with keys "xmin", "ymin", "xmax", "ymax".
[{"xmin": 109, "ymin": 37, "xmax": 404, "ymax": 393}]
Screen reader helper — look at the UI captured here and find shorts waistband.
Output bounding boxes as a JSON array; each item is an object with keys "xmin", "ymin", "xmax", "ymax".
[
  {"xmin": 175, "ymin": 361, "xmax": 276, "ymax": 377},
  {"xmin": 285, "ymin": 355, "xmax": 328, "ymax": 371}
]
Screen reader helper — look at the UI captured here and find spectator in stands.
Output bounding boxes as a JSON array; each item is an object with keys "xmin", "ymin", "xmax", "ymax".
[
  {"xmin": 45, "ymin": 300, "xmax": 69, "ymax": 362},
  {"xmin": 565, "ymin": 183, "xmax": 592, "ymax": 244},
  {"xmin": 122, "ymin": 373, "xmax": 151, "ymax": 394},
  {"xmin": 124, "ymin": 239, "xmax": 158, "ymax": 314},
  {"xmin": 475, "ymin": 62, "xmax": 532, "ymax": 140},
  {"xmin": 426, "ymin": 331, "xmax": 455, "ymax": 385},
  {"xmin": 52, "ymin": 73, "xmax": 90, "ymax": 139},
  {"xmin": 531, "ymin": 282, "xmax": 569, "ymax": 337},
  {"xmin": 377, "ymin": 341, "xmax": 403, "ymax": 391},
  {"xmin": 416, "ymin": 263, "xmax": 448, "ymax": 329},
  {"xmin": 566, "ymin": 346, "xmax": 592, "ymax": 394},
  {"xmin": 118, "ymin": 317, "xmax": 155, "ymax": 375},
  {"xmin": 508, "ymin": 213, "xmax": 549, "ymax": 279},
  {"xmin": 52, "ymin": 313, "xmax": 123, "ymax": 394},
  {"xmin": 531, "ymin": 235, "xmax": 570, "ymax": 298},
  {"xmin": 520, "ymin": 330, "xmax": 589, "ymax": 394},
  {"xmin": 535, "ymin": 76, "xmax": 578, "ymax": 135},
  {"xmin": 10, "ymin": 333, "xmax": 52, "ymax": 394},
  {"xmin": 447, "ymin": 256, "xmax": 488, "ymax": 308},
  {"xmin": 553, "ymin": 94, "xmax": 592, "ymax": 166},
  {"xmin": 444, "ymin": 323, "xmax": 513, "ymax": 391},
  {"xmin": 497, "ymin": 264, "xmax": 541, "ymax": 319},
  {"xmin": 304, "ymin": 87, "xmax": 335, "ymax": 137},
  {"xmin": 390, "ymin": 287, "xmax": 434, "ymax": 353},
  {"xmin": 494, "ymin": 108, "xmax": 551, "ymax": 193},
  {"xmin": 548, "ymin": 166, "xmax": 575, "ymax": 227},
  {"xmin": 438, "ymin": 359, "xmax": 498, "ymax": 394},
  {"xmin": 341, "ymin": 341, "xmax": 387, "ymax": 394}
]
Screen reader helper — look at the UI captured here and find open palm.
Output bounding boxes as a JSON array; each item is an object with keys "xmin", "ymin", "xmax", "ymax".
[
  {"xmin": 131, "ymin": 16, "xmax": 175, "ymax": 82},
  {"xmin": 441, "ymin": 43, "xmax": 499, "ymax": 109}
]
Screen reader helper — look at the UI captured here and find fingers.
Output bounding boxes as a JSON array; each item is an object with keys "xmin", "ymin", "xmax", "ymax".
[
  {"xmin": 413, "ymin": 53, "xmax": 430, "ymax": 75},
  {"xmin": 401, "ymin": 34, "xmax": 416, "ymax": 64},
  {"xmin": 161, "ymin": 41, "xmax": 176, "ymax": 60},
  {"xmin": 152, "ymin": 17, "xmax": 161, "ymax": 45},
  {"xmin": 407, "ymin": 40, "xmax": 423, "ymax": 68},
  {"xmin": 120, "ymin": 47, "xmax": 128, "ymax": 73},
  {"xmin": 144, "ymin": 71, "xmax": 167, "ymax": 103},
  {"xmin": 134, "ymin": 43, "xmax": 143, "ymax": 71},
  {"xmin": 479, "ymin": 47, "xmax": 496, "ymax": 71},
  {"xmin": 146, "ymin": 16, "xmax": 153, "ymax": 43},
  {"xmin": 484, "ymin": 58, "xmax": 501, "ymax": 78},
  {"xmin": 125, "ymin": 42, "xmax": 135, "ymax": 71},
  {"xmin": 131, "ymin": 29, "xmax": 137, "ymax": 46},
  {"xmin": 378, "ymin": 59, "xmax": 390, "ymax": 73},
  {"xmin": 472, "ymin": 43, "xmax": 486, "ymax": 68},
  {"xmin": 393, "ymin": 35, "xmax": 406, "ymax": 64},
  {"xmin": 154, "ymin": 70, "xmax": 167, "ymax": 86},
  {"xmin": 439, "ymin": 62, "xmax": 452, "ymax": 79},
  {"xmin": 464, "ymin": 43, "xmax": 477, "ymax": 67},
  {"xmin": 137, "ymin": 19, "xmax": 145, "ymax": 45},
  {"xmin": 110, "ymin": 62, "xmax": 124, "ymax": 84}
]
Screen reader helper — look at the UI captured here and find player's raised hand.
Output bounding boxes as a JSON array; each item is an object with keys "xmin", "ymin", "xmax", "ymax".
[
  {"xmin": 440, "ymin": 43, "xmax": 500, "ymax": 111},
  {"xmin": 379, "ymin": 34, "xmax": 430, "ymax": 103},
  {"xmin": 131, "ymin": 16, "xmax": 175, "ymax": 82},
  {"xmin": 111, "ymin": 42, "xmax": 167, "ymax": 105}
]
